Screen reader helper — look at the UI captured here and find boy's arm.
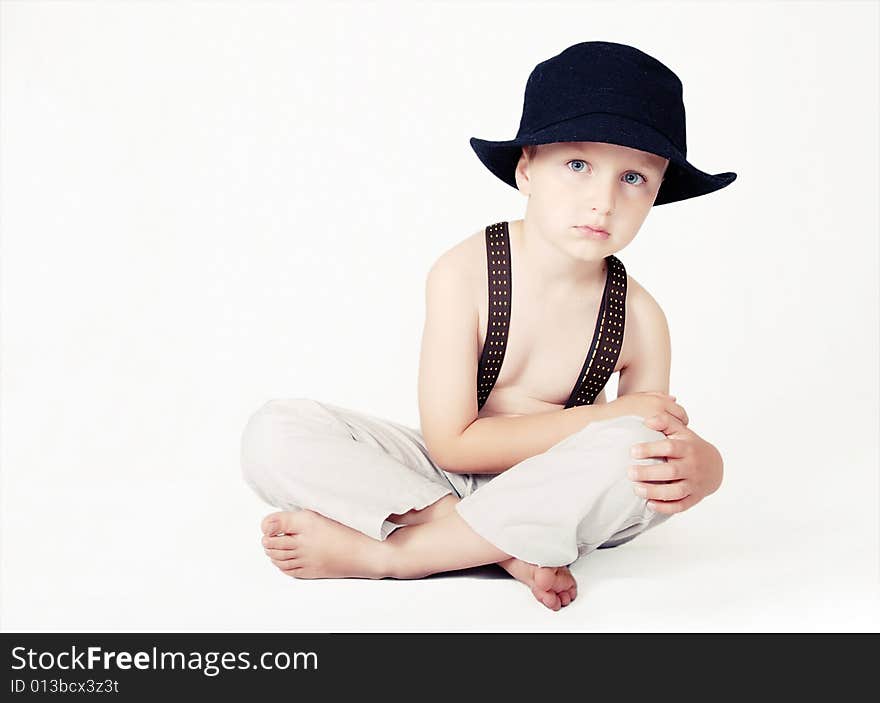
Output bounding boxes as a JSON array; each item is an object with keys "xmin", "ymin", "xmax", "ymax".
[
  {"xmin": 616, "ymin": 284, "xmax": 672, "ymax": 398},
  {"xmin": 618, "ymin": 283, "xmax": 724, "ymax": 513},
  {"xmin": 417, "ymin": 250, "xmax": 605, "ymax": 476},
  {"xmin": 447, "ymin": 405, "xmax": 606, "ymax": 474}
]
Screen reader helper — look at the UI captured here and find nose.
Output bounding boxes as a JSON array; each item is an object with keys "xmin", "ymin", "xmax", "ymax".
[{"xmin": 587, "ymin": 178, "xmax": 616, "ymax": 215}]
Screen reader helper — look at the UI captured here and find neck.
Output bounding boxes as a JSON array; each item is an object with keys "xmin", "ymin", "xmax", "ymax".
[{"xmin": 511, "ymin": 219, "xmax": 607, "ymax": 297}]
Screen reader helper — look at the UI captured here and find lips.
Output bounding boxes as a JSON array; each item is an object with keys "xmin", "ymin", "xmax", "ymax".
[
  {"xmin": 574, "ymin": 225, "xmax": 610, "ymax": 239},
  {"xmin": 576, "ymin": 224, "xmax": 609, "ymax": 235}
]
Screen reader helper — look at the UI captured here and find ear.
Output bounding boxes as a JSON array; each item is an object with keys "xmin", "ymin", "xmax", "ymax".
[{"xmin": 514, "ymin": 149, "xmax": 531, "ymax": 195}]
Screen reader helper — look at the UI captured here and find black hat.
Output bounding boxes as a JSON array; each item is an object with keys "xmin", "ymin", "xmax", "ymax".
[{"xmin": 470, "ymin": 41, "xmax": 737, "ymax": 206}]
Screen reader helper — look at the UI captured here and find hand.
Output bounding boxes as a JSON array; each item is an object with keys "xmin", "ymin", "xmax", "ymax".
[
  {"xmin": 604, "ymin": 391, "xmax": 689, "ymax": 426},
  {"xmin": 627, "ymin": 411, "xmax": 723, "ymax": 515}
]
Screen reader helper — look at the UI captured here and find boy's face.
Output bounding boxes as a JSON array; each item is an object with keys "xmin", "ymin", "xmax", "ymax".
[{"xmin": 514, "ymin": 141, "xmax": 670, "ymax": 259}]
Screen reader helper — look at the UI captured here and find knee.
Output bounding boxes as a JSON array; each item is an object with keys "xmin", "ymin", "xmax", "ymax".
[
  {"xmin": 580, "ymin": 414, "xmax": 668, "ymax": 477},
  {"xmin": 240, "ymin": 401, "xmax": 279, "ymax": 493},
  {"xmin": 608, "ymin": 414, "xmax": 668, "ymax": 452},
  {"xmin": 239, "ymin": 397, "xmax": 331, "ymax": 489}
]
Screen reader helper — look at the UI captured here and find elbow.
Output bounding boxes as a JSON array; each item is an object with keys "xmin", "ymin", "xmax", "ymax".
[
  {"xmin": 424, "ymin": 438, "xmax": 462, "ymax": 474},
  {"xmin": 433, "ymin": 450, "xmax": 464, "ymax": 474},
  {"xmin": 435, "ymin": 457, "xmax": 462, "ymax": 474}
]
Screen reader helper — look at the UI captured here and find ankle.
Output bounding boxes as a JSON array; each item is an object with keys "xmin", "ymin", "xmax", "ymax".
[
  {"xmin": 379, "ymin": 538, "xmax": 413, "ymax": 580},
  {"xmin": 431, "ymin": 494, "xmax": 461, "ymax": 520},
  {"xmin": 389, "ymin": 493, "xmax": 461, "ymax": 526}
]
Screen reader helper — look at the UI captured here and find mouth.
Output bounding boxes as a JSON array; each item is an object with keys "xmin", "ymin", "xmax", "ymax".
[{"xmin": 574, "ymin": 225, "xmax": 610, "ymax": 239}]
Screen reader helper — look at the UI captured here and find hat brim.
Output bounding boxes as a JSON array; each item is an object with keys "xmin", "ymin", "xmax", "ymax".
[{"xmin": 470, "ymin": 112, "xmax": 736, "ymax": 206}]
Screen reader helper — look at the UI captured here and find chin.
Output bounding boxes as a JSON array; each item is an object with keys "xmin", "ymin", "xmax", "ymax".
[{"xmin": 565, "ymin": 239, "xmax": 609, "ymax": 259}]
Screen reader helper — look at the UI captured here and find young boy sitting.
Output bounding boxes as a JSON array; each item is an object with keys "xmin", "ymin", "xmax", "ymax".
[{"xmin": 246, "ymin": 41, "xmax": 735, "ymax": 611}]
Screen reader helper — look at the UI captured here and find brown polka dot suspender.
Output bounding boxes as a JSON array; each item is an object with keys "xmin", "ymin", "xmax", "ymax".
[
  {"xmin": 566, "ymin": 247, "xmax": 627, "ymax": 408},
  {"xmin": 476, "ymin": 221, "xmax": 627, "ymax": 411},
  {"xmin": 477, "ymin": 222, "xmax": 512, "ymax": 410}
]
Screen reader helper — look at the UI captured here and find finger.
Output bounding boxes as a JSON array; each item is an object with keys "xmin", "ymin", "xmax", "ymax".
[
  {"xmin": 643, "ymin": 412, "xmax": 687, "ymax": 436},
  {"xmin": 628, "ymin": 462, "xmax": 683, "ymax": 481},
  {"xmin": 632, "ymin": 479, "xmax": 690, "ymax": 501},
  {"xmin": 675, "ymin": 404, "xmax": 689, "ymax": 425},
  {"xmin": 655, "ymin": 404, "xmax": 687, "ymax": 426},
  {"xmin": 669, "ymin": 404, "xmax": 688, "ymax": 425},
  {"xmin": 647, "ymin": 493, "xmax": 700, "ymax": 515},
  {"xmin": 630, "ymin": 437, "xmax": 684, "ymax": 461}
]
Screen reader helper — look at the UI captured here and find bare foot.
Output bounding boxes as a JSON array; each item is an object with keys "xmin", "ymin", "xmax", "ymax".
[
  {"xmin": 260, "ymin": 509, "xmax": 391, "ymax": 579},
  {"xmin": 497, "ymin": 557, "xmax": 578, "ymax": 611}
]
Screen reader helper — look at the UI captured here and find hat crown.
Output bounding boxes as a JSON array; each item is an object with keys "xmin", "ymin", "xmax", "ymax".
[{"xmin": 518, "ymin": 41, "xmax": 687, "ymax": 156}]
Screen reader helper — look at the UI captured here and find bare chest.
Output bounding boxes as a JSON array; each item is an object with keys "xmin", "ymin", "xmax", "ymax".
[{"xmin": 475, "ymin": 276, "xmax": 630, "ymax": 418}]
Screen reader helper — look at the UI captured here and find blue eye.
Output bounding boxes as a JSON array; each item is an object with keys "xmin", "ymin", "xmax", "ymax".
[
  {"xmin": 623, "ymin": 172, "xmax": 647, "ymax": 186},
  {"xmin": 567, "ymin": 159, "xmax": 647, "ymax": 186}
]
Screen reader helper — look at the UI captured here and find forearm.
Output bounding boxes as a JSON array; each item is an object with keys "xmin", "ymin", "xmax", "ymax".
[{"xmin": 439, "ymin": 403, "xmax": 608, "ymax": 474}]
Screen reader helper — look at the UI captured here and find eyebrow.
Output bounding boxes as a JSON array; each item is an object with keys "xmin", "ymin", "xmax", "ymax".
[{"xmin": 565, "ymin": 145, "xmax": 661, "ymax": 170}]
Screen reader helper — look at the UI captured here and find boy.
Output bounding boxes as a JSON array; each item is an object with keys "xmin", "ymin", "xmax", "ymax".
[{"xmin": 247, "ymin": 41, "xmax": 734, "ymax": 611}]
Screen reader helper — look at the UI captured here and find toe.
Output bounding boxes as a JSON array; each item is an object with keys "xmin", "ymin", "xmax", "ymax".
[
  {"xmin": 262, "ymin": 511, "xmax": 304, "ymax": 537},
  {"xmin": 532, "ymin": 585, "xmax": 561, "ymax": 611},
  {"xmin": 264, "ymin": 548, "xmax": 298, "ymax": 561},
  {"xmin": 532, "ymin": 566, "xmax": 557, "ymax": 592},
  {"xmin": 545, "ymin": 592, "xmax": 561, "ymax": 611},
  {"xmin": 270, "ymin": 557, "xmax": 298, "ymax": 571},
  {"xmin": 533, "ymin": 566, "xmax": 575, "ymax": 596},
  {"xmin": 263, "ymin": 534, "xmax": 298, "ymax": 550},
  {"xmin": 261, "ymin": 512, "xmax": 286, "ymax": 535},
  {"xmin": 561, "ymin": 570, "xmax": 577, "ymax": 592},
  {"xmin": 553, "ymin": 568, "xmax": 575, "ymax": 593}
]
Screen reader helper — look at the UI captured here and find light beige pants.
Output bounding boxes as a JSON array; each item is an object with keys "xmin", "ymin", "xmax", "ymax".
[{"xmin": 240, "ymin": 398, "xmax": 671, "ymax": 568}]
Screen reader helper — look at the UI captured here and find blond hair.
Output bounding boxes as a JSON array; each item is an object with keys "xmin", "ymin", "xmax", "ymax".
[{"xmin": 524, "ymin": 143, "xmax": 668, "ymax": 182}]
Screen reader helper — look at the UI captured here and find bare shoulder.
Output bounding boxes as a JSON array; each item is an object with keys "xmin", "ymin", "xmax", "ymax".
[
  {"xmin": 427, "ymin": 226, "xmax": 485, "ymax": 290},
  {"xmin": 625, "ymin": 273, "xmax": 664, "ymax": 316}
]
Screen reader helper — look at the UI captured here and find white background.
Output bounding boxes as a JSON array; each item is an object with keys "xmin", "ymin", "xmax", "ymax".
[{"xmin": 2, "ymin": 0, "xmax": 878, "ymax": 632}]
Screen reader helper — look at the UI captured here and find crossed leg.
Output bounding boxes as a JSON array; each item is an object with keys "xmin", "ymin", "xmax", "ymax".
[
  {"xmin": 260, "ymin": 493, "xmax": 577, "ymax": 611},
  {"xmin": 256, "ymin": 413, "xmax": 666, "ymax": 612},
  {"xmin": 389, "ymin": 494, "xmax": 577, "ymax": 609}
]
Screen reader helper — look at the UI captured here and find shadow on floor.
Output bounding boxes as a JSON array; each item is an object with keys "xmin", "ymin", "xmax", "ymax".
[{"xmin": 420, "ymin": 563, "xmax": 510, "ymax": 580}]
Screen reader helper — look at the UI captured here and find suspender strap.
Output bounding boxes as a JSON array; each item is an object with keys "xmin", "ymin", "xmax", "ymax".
[
  {"xmin": 564, "ymin": 255, "xmax": 627, "ymax": 408},
  {"xmin": 477, "ymin": 222, "xmax": 511, "ymax": 411},
  {"xmin": 475, "ymin": 221, "xmax": 627, "ymax": 410}
]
